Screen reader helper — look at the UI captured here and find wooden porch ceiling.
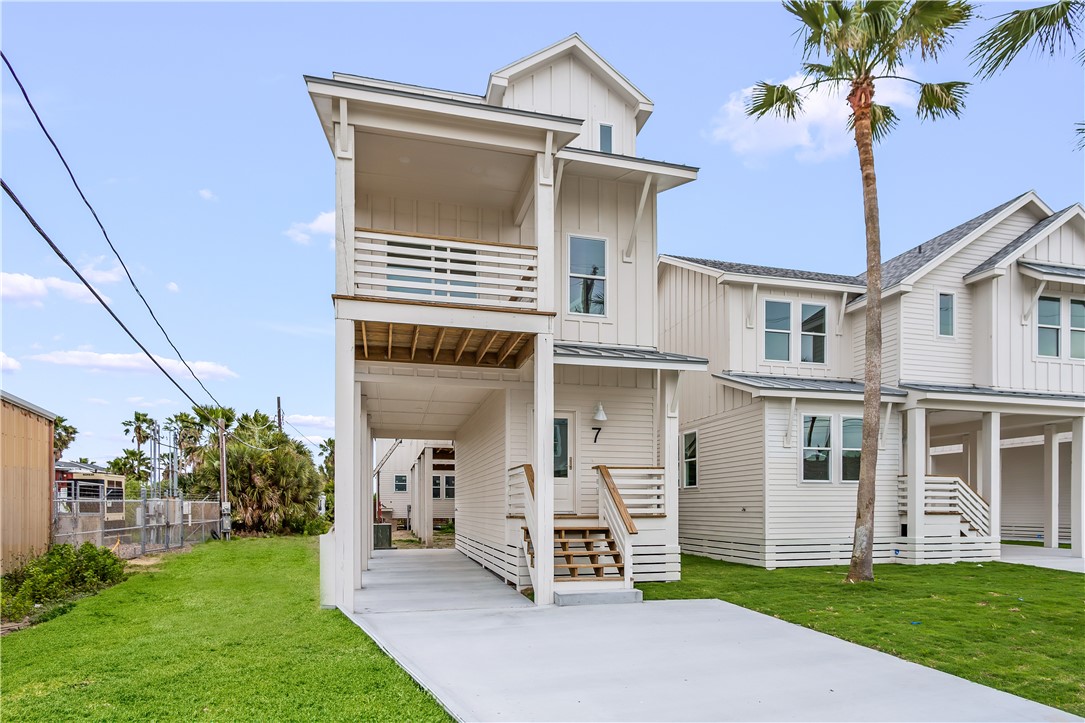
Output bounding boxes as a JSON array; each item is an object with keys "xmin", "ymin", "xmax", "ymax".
[{"xmin": 355, "ymin": 321, "xmax": 534, "ymax": 369}]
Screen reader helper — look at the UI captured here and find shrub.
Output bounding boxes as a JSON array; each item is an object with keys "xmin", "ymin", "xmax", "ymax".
[{"xmin": 1, "ymin": 543, "xmax": 126, "ymax": 622}]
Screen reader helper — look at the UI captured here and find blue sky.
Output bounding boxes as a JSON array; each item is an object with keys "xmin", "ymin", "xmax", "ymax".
[{"xmin": 2, "ymin": 2, "xmax": 1081, "ymax": 463}]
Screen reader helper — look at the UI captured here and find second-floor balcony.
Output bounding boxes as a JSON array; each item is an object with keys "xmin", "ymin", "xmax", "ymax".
[{"xmin": 352, "ymin": 228, "xmax": 539, "ymax": 312}]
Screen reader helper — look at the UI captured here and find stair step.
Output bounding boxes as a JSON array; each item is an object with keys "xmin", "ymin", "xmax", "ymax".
[
  {"xmin": 554, "ymin": 550, "xmax": 621, "ymax": 557},
  {"xmin": 555, "ymin": 562, "xmax": 624, "ymax": 570}
]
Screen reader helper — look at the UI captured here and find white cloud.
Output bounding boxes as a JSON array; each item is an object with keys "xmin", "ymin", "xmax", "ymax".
[
  {"xmin": 29, "ymin": 350, "xmax": 239, "ymax": 381},
  {"xmin": 86, "ymin": 397, "xmax": 110, "ymax": 405},
  {"xmin": 126, "ymin": 396, "xmax": 174, "ymax": 407},
  {"xmin": 80, "ymin": 257, "xmax": 125, "ymax": 284},
  {"xmin": 708, "ymin": 72, "xmax": 915, "ymax": 163},
  {"xmin": 285, "ymin": 211, "xmax": 335, "ymax": 245},
  {"xmin": 166, "ymin": 281, "xmax": 180, "ymax": 293},
  {"xmin": 0, "ymin": 352, "xmax": 21, "ymax": 372},
  {"xmin": 198, "ymin": 188, "xmax": 218, "ymax": 201},
  {"xmin": 286, "ymin": 413, "xmax": 335, "ymax": 430},
  {"xmin": 1, "ymin": 271, "xmax": 107, "ymax": 305}
]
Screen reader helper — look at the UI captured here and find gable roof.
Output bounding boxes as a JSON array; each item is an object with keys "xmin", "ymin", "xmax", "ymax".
[
  {"xmin": 486, "ymin": 34, "xmax": 654, "ymax": 129},
  {"xmin": 965, "ymin": 205, "xmax": 1084, "ymax": 280},
  {"xmin": 663, "ymin": 255, "xmax": 865, "ymax": 288}
]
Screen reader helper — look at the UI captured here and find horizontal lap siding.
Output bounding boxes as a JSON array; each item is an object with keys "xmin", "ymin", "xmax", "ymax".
[
  {"xmin": 678, "ymin": 389, "xmax": 766, "ymax": 564},
  {"xmin": 1001, "ymin": 443, "xmax": 1072, "ymax": 541},
  {"xmin": 453, "ymin": 390, "xmax": 508, "ymax": 577},
  {"xmin": 764, "ymin": 399, "xmax": 900, "ymax": 545},
  {"xmin": 852, "ymin": 297, "xmax": 899, "ymax": 384}
]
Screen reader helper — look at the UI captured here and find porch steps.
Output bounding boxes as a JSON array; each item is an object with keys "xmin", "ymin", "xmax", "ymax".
[{"xmin": 524, "ymin": 526, "xmax": 625, "ymax": 580}]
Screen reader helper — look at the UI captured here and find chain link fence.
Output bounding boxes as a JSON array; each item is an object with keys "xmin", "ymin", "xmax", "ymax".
[{"xmin": 53, "ymin": 488, "xmax": 222, "ymax": 559}]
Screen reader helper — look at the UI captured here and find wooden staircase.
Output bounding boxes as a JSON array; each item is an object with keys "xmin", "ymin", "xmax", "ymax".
[{"xmin": 524, "ymin": 526, "xmax": 625, "ymax": 580}]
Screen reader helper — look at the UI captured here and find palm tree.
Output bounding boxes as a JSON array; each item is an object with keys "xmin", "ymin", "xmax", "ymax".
[
  {"xmin": 970, "ymin": 1, "xmax": 1083, "ymax": 146},
  {"xmin": 747, "ymin": 0, "xmax": 973, "ymax": 582},
  {"xmin": 108, "ymin": 448, "xmax": 150, "ymax": 483},
  {"xmin": 164, "ymin": 412, "xmax": 203, "ymax": 472},
  {"xmin": 122, "ymin": 411, "xmax": 156, "ymax": 455},
  {"xmin": 53, "ymin": 415, "xmax": 78, "ymax": 462}
]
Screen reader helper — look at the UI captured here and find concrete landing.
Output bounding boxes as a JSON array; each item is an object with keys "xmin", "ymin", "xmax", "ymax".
[
  {"xmin": 553, "ymin": 588, "xmax": 642, "ymax": 606},
  {"xmin": 1000, "ymin": 544, "xmax": 1084, "ymax": 573}
]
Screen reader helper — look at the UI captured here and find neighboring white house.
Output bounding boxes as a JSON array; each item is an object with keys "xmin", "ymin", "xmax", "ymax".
[
  {"xmin": 310, "ymin": 35, "xmax": 707, "ymax": 610},
  {"xmin": 374, "ymin": 438, "xmax": 455, "ymax": 537},
  {"xmin": 658, "ymin": 192, "xmax": 1085, "ymax": 568}
]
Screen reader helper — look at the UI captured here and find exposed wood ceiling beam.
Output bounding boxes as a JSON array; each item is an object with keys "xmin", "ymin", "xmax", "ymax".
[
  {"xmin": 475, "ymin": 330, "xmax": 500, "ymax": 365},
  {"xmin": 496, "ymin": 333, "xmax": 523, "ymax": 366},
  {"xmin": 410, "ymin": 325, "xmax": 420, "ymax": 360},
  {"xmin": 432, "ymin": 327, "xmax": 447, "ymax": 362},
  {"xmin": 454, "ymin": 329, "xmax": 474, "ymax": 363}
]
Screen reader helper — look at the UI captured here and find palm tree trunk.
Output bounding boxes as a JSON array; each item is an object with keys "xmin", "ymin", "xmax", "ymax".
[{"xmin": 847, "ymin": 80, "xmax": 882, "ymax": 583}]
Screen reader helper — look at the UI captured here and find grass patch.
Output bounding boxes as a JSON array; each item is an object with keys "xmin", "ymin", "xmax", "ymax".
[
  {"xmin": 1003, "ymin": 539, "xmax": 1071, "ymax": 549},
  {"xmin": 1, "ymin": 537, "xmax": 451, "ymax": 722},
  {"xmin": 640, "ymin": 554, "xmax": 1085, "ymax": 716}
]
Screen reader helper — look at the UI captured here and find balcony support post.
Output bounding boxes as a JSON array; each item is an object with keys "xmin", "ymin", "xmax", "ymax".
[{"xmin": 334, "ymin": 99, "xmax": 355, "ymax": 296}]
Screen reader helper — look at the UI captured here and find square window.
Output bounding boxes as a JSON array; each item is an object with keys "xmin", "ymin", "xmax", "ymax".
[{"xmin": 938, "ymin": 293, "xmax": 954, "ymax": 336}]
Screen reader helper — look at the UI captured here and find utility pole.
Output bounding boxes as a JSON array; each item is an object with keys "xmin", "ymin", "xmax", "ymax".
[
  {"xmin": 276, "ymin": 396, "xmax": 283, "ymax": 432},
  {"xmin": 218, "ymin": 419, "xmax": 230, "ymax": 541}
]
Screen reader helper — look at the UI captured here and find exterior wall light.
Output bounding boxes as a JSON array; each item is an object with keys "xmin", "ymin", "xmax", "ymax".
[{"xmin": 593, "ymin": 402, "xmax": 608, "ymax": 423}]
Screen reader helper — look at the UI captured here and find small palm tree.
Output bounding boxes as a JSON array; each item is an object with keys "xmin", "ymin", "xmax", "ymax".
[
  {"xmin": 747, "ymin": 0, "xmax": 973, "ymax": 582},
  {"xmin": 121, "ymin": 411, "xmax": 156, "ymax": 455},
  {"xmin": 53, "ymin": 415, "xmax": 78, "ymax": 462}
]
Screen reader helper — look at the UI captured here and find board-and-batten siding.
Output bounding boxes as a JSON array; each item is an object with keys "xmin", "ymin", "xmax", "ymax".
[
  {"xmin": 658, "ymin": 264, "xmax": 725, "ymax": 424},
  {"xmin": 851, "ymin": 296, "xmax": 900, "ymax": 384},
  {"xmin": 503, "ymin": 54, "xmax": 636, "ymax": 155},
  {"xmin": 356, "ymin": 193, "xmax": 532, "ymax": 246},
  {"xmin": 678, "ymin": 388, "xmax": 766, "ymax": 564},
  {"xmin": 899, "ymin": 207, "xmax": 1042, "ymax": 386},
  {"xmin": 1, "ymin": 399, "xmax": 54, "ymax": 572},
  {"xmin": 737, "ymin": 286, "xmax": 852, "ymax": 378},
  {"xmin": 453, "ymin": 390, "xmax": 512, "ymax": 579},
  {"xmin": 557, "ymin": 174, "xmax": 656, "ymax": 348}
]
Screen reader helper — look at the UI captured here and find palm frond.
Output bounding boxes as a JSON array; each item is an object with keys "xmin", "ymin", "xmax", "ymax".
[
  {"xmin": 970, "ymin": 0, "xmax": 1083, "ymax": 78},
  {"xmin": 1076, "ymin": 122, "xmax": 1085, "ymax": 151},
  {"xmin": 746, "ymin": 81, "xmax": 805, "ymax": 120},
  {"xmin": 858, "ymin": 0, "xmax": 907, "ymax": 42},
  {"xmin": 847, "ymin": 102, "xmax": 901, "ymax": 143},
  {"xmin": 896, "ymin": 0, "xmax": 976, "ymax": 60},
  {"xmin": 785, "ymin": 1, "xmax": 831, "ymax": 57},
  {"xmin": 916, "ymin": 80, "xmax": 969, "ymax": 120}
]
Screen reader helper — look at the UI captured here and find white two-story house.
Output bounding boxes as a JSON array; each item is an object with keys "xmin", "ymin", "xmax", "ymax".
[
  {"xmin": 659, "ymin": 192, "xmax": 1084, "ymax": 567},
  {"xmin": 309, "ymin": 35, "xmax": 706, "ymax": 610}
]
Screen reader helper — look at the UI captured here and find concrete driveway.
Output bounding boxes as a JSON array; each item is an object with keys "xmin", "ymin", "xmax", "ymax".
[
  {"xmin": 348, "ymin": 550, "xmax": 1078, "ymax": 722},
  {"xmin": 1000, "ymin": 544, "xmax": 1084, "ymax": 573}
]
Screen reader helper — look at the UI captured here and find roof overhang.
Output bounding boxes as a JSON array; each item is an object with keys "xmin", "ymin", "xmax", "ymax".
[
  {"xmin": 715, "ymin": 272, "xmax": 864, "ymax": 294},
  {"xmin": 713, "ymin": 373, "xmax": 907, "ymax": 403},
  {"xmin": 0, "ymin": 390, "xmax": 56, "ymax": 420},
  {"xmin": 964, "ymin": 204, "xmax": 1085, "ymax": 284},
  {"xmin": 844, "ymin": 284, "xmax": 913, "ymax": 313},
  {"xmin": 556, "ymin": 148, "xmax": 697, "ymax": 193},
  {"xmin": 1017, "ymin": 260, "xmax": 1085, "ymax": 287},
  {"xmin": 899, "ymin": 383, "xmax": 1085, "ymax": 415},
  {"xmin": 555, "ymin": 344, "xmax": 708, "ymax": 371}
]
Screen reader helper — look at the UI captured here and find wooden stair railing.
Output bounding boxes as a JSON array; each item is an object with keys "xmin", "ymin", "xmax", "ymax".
[{"xmin": 594, "ymin": 465, "xmax": 637, "ymax": 588}]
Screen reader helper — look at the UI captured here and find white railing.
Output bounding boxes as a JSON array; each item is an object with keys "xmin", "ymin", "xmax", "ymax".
[
  {"xmin": 507, "ymin": 468, "xmax": 526, "ymax": 517},
  {"xmin": 604, "ymin": 467, "xmax": 665, "ymax": 517},
  {"xmin": 354, "ymin": 229, "xmax": 538, "ymax": 310},
  {"xmin": 596, "ymin": 466, "xmax": 636, "ymax": 588},
  {"xmin": 510, "ymin": 465, "xmax": 537, "ymax": 590},
  {"xmin": 897, "ymin": 475, "xmax": 991, "ymax": 537}
]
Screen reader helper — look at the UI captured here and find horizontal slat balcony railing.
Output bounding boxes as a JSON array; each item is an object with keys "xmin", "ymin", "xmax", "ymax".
[{"xmin": 353, "ymin": 228, "xmax": 539, "ymax": 311}]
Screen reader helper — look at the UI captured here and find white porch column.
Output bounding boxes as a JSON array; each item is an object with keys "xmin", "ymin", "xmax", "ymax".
[
  {"xmin": 531, "ymin": 147, "xmax": 556, "ymax": 606},
  {"xmin": 333, "ymin": 99, "xmax": 355, "ymax": 296},
  {"xmin": 905, "ymin": 407, "xmax": 927, "ymax": 548},
  {"xmin": 1042, "ymin": 424, "xmax": 1060, "ymax": 549},
  {"xmin": 660, "ymin": 370, "xmax": 680, "ymax": 523},
  {"xmin": 333, "ymin": 318, "xmax": 360, "ymax": 611},
  {"xmin": 420, "ymin": 448, "xmax": 434, "ymax": 547},
  {"xmin": 980, "ymin": 412, "xmax": 1002, "ymax": 542},
  {"xmin": 359, "ymin": 397, "xmax": 371, "ymax": 569},
  {"xmin": 1071, "ymin": 417, "xmax": 1084, "ymax": 558}
]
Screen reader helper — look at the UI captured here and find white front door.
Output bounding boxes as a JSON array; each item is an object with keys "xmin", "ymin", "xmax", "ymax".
[{"xmin": 553, "ymin": 413, "xmax": 576, "ymax": 514}]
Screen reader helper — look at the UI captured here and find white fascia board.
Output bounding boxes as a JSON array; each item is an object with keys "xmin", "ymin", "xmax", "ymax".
[
  {"xmin": 972, "ymin": 206, "xmax": 1085, "ymax": 282},
  {"xmin": 657, "ymin": 255, "xmax": 726, "ymax": 281},
  {"xmin": 844, "ymin": 284, "xmax": 913, "ymax": 313},
  {"xmin": 712, "ymin": 375, "xmax": 900, "ymax": 403},
  {"xmin": 1017, "ymin": 263, "xmax": 1085, "ymax": 287},
  {"xmin": 890, "ymin": 191, "xmax": 1053, "ymax": 291},
  {"xmin": 904, "ymin": 390, "xmax": 1085, "ymax": 414},
  {"xmin": 963, "ymin": 267, "xmax": 1007, "ymax": 285},
  {"xmin": 556, "ymin": 148, "xmax": 697, "ymax": 191},
  {"xmin": 333, "ymin": 296, "xmax": 554, "ymax": 336},
  {"xmin": 715, "ymin": 272, "xmax": 864, "ymax": 294},
  {"xmin": 330, "ymin": 73, "xmax": 484, "ymax": 105},
  {"xmin": 554, "ymin": 355, "xmax": 708, "ymax": 371}
]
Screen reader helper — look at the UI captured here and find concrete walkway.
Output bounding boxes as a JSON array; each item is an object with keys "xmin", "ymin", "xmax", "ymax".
[
  {"xmin": 1000, "ymin": 544, "xmax": 1084, "ymax": 573},
  {"xmin": 348, "ymin": 550, "xmax": 1078, "ymax": 722}
]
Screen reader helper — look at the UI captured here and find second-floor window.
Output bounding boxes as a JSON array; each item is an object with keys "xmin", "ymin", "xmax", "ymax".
[
  {"xmin": 394, "ymin": 474, "xmax": 407, "ymax": 493},
  {"xmin": 938, "ymin": 293, "xmax": 955, "ymax": 337},
  {"xmin": 1038, "ymin": 296, "xmax": 1061, "ymax": 357},
  {"xmin": 1072, "ymin": 300, "xmax": 1085, "ymax": 360},
  {"xmin": 569, "ymin": 236, "xmax": 606, "ymax": 316},
  {"xmin": 599, "ymin": 124, "xmax": 613, "ymax": 153},
  {"xmin": 764, "ymin": 300, "xmax": 827, "ymax": 364},
  {"xmin": 681, "ymin": 431, "xmax": 698, "ymax": 488},
  {"xmin": 432, "ymin": 475, "xmax": 441, "ymax": 499}
]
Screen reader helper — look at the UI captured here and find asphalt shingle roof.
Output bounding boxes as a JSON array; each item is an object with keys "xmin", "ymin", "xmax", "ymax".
[
  {"xmin": 666, "ymin": 256, "xmax": 865, "ymax": 287},
  {"xmin": 965, "ymin": 207, "xmax": 1075, "ymax": 279},
  {"xmin": 714, "ymin": 372, "xmax": 907, "ymax": 397}
]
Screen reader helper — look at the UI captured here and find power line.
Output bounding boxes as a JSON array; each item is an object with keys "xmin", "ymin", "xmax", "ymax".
[
  {"xmin": 2, "ymin": 178, "xmax": 202, "ymax": 408},
  {"xmin": 283, "ymin": 416, "xmax": 323, "ymax": 449},
  {"xmin": 1, "ymin": 50, "xmax": 223, "ymax": 409}
]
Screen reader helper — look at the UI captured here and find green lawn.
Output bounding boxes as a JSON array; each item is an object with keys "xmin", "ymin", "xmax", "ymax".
[
  {"xmin": 1, "ymin": 537, "xmax": 451, "ymax": 722},
  {"xmin": 640, "ymin": 554, "xmax": 1085, "ymax": 716}
]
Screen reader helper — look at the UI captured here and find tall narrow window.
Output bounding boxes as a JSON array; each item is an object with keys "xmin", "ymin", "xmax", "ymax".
[
  {"xmin": 569, "ymin": 236, "xmax": 606, "ymax": 315},
  {"xmin": 432, "ymin": 475, "xmax": 441, "ymax": 499},
  {"xmin": 764, "ymin": 300, "xmax": 791, "ymax": 361},
  {"xmin": 444, "ymin": 475, "xmax": 455, "ymax": 499},
  {"xmin": 800, "ymin": 304, "xmax": 827, "ymax": 363},
  {"xmin": 599, "ymin": 124, "xmax": 613, "ymax": 153},
  {"xmin": 938, "ymin": 293, "xmax": 955, "ymax": 336},
  {"xmin": 1071, "ymin": 299, "xmax": 1085, "ymax": 360},
  {"xmin": 841, "ymin": 417, "xmax": 863, "ymax": 482},
  {"xmin": 682, "ymin": 431, "xmax": 698, "ymax": 488},
  {"xmin": 1037, "ymin": 296, "xmax": 1061, "ymax": 357},
  {"xmin": 802, "ymin": 415, "xmax": 831, "ymax": 482},
  {"xmin": 394, "ymin": 474, "xmax": 407, "ymax": 493}
]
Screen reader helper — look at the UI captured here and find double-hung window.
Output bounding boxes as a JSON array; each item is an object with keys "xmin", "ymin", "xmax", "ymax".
[
  {"xmin": 800, "ymin": 304, "xmax": 827, "ymax": 363},
  {"xmin": 681, "ymin": 431, "xmax": 698, "ymax": 488},
  {"xmin": 432, "ymin": 475, "xmax": 441, "ymax": 499},
  {"xmin": 569, "ymin": 236, "xmax": 606, "ymax": 315},
  {"xmin": 938, "ymin": 293, "xmax": 955, "ymax": 337},
  {"xmin": 764, "ymin": 301, "xmax": 791, "ymax": 361},
  {"xmin": 1071, "ymin": 300, "xmax": 1085, "ymax": 360},
  {"xmin": 393, "ymin": 474, "xmax": 407, "ymax": 493},
  {"xmin": 444, "ymin": 475, "xmax": 455, "ymax": 499},
  {"xmin": 841, "ymin": 417, "xmax": 863, "ymax": 482},
  {"xmin": 801, "ymin": 415, "xmax": 832, "ymax": 482},
  {"xmin": 1037, "ymin": 296, "xmax": 1061, "ymax": 357}
]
